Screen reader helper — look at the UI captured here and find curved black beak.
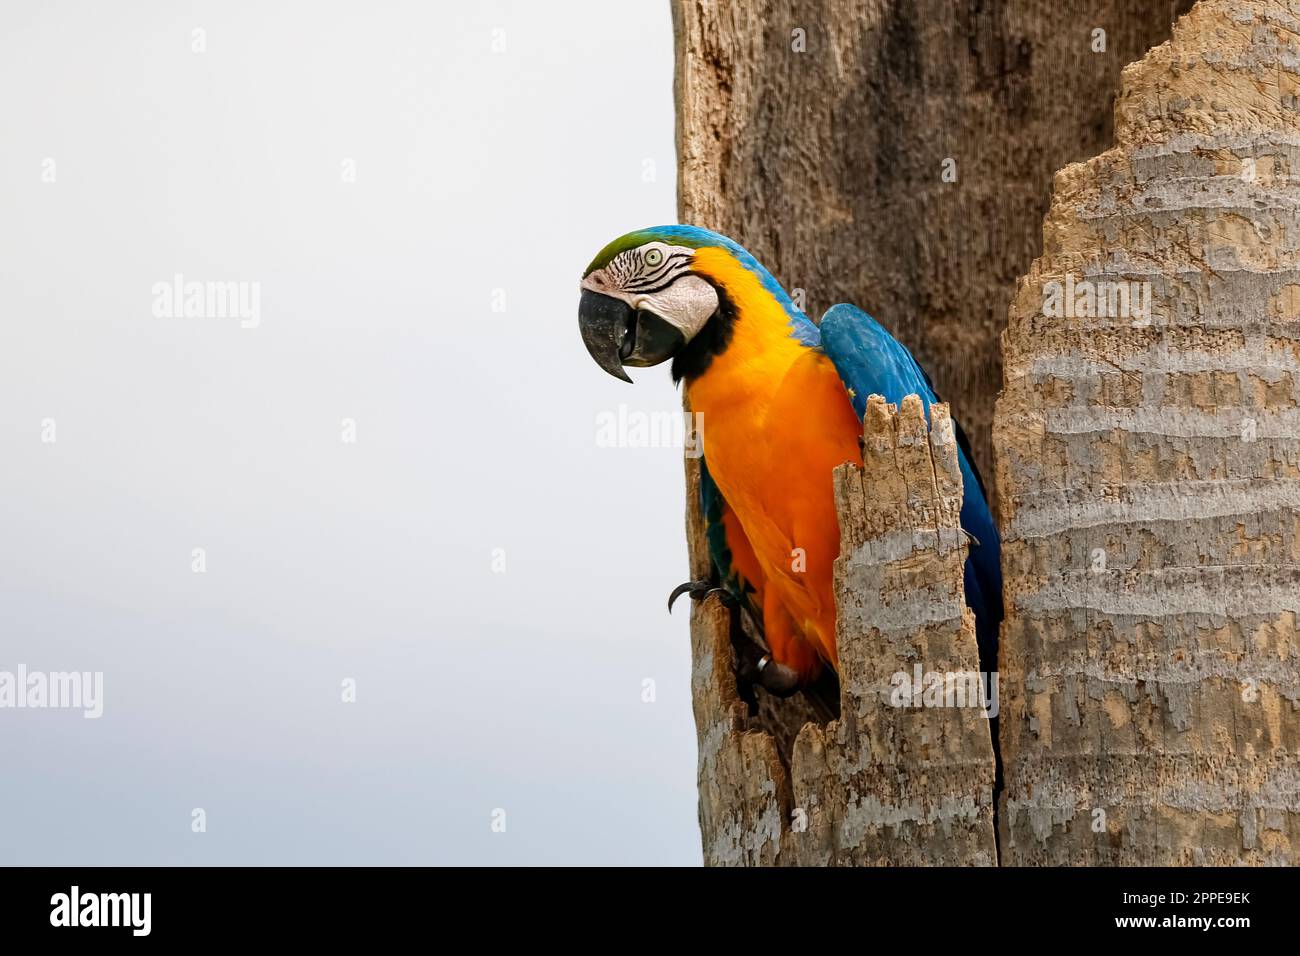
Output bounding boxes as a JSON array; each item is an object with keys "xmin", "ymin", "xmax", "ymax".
[
  {"xmin": 579, "ymin": 289, "xmax": 685, "ymax": 383},
  {"xmin": 578, "ymin": 289, "xmax": 634, "ymax": 382}
]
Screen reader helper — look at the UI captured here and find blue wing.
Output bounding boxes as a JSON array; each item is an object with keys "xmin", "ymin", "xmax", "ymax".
[{"xmin": 817, "ymin": 303, "xmax": 1003, "ymax": 670}]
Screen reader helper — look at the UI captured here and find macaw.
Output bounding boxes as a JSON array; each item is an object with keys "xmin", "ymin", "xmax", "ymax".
[{"xmin": 578, "ymin": 225, "xmax": 1001, "ymax": 694}]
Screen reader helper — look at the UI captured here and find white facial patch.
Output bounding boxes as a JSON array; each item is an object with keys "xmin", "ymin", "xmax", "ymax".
[
  {"xmin": 580, "ymin": 243, "xmax": 718, "ymax": 344},
  {"xmin": 630, "ymin": 274, "xmax": 718, "ymax": 343}
]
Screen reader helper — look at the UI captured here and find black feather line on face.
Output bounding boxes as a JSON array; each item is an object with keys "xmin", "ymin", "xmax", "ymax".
[
  {"xmin": 630, "ymin": 274, "xmax": 686, "ymax": 296},
  {"xmin": 627, "ymin": 252, "xmax": 689, "ymax": 290},
  {"xmin": 671, "ymin": 279, "xmax": 735, "ymax": 384},
  {"xmin": 618, "ymin": 247, "xmax": 691, "ymax": 291},
  {"xmin": 627, "ymin": 262, "xmax": 693, "ymax": 296},
  {"xmin": 608, "ymin": 252, "xmax": 638, "ymax": 286},
  {"xmin": 624, "ymin": 253, "xmax": 691, "ymax": 296}
]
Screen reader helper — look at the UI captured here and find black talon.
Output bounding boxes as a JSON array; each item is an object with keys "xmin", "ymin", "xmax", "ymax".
[
  {"xmin": 713, "ymin": 588, "xmax": 738, "ymax": 609},
  {"xmin": 667, "ymin": 580, "xmax": 736, "ymax": 613},
  {"xmin": 667, "ymin": 580, "xmax": 706, "ymax": 612}
]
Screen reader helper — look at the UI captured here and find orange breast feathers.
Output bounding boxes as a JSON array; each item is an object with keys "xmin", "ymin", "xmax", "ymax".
[{"xmin": 685, "ymin": 248, "xmax": 864, "ymax": 679}]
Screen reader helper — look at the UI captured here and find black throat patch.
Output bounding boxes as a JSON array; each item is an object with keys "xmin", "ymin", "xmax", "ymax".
[{"xmin": 671, "ymin": 280, "xmax": 737, "ymax": 384}]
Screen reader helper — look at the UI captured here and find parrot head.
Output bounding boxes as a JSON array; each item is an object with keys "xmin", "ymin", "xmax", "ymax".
[{"xmin": 578, "ymin": 225, "xmax": 736, "ymax": 383}]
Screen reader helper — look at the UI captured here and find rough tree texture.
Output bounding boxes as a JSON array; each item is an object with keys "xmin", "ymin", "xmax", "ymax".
[
  {"xmin": 673, "ymin": 0, "xmax": 1193, "ymax": 484},
  {"xmin": 675, "ymin": 0, "xmax": 1190, "ymax": 866},
  {"xmin": 994, "ymin": 0, "xmax": 1300, "ymax": 864},
  {"xmin": 691, "ymin": 397, "xmax": 997, "ymax": 865}
]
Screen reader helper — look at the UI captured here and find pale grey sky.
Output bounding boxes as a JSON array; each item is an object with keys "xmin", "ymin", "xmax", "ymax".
[{"xmin": 0, "ymin": 0, "xmax": 699, "ymax": 864}]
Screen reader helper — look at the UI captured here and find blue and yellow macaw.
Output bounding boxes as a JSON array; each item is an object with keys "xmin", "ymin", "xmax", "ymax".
[{"xmin": 578, "ymin": 225, "xmax": 1001, "ymax": 694}]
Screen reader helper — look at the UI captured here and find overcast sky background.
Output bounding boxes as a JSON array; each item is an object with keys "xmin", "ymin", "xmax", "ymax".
[{"xmin": 0, "ymin": 0, "xmax": 699, "ymax": 864}]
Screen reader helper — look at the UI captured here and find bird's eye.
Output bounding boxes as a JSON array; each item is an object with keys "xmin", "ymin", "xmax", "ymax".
[{"xmin": 643, "ymin": 248, "xmax": 664, "ymax": 267}]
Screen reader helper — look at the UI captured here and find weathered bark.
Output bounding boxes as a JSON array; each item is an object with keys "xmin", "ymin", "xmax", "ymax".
[
  {"xmin": 679, "ymin": 0, "xmax": 1300, "ymax": 866},
  {"xmin": 690, "ymin": 397, "xmax": 997, "ymax": 865},
  {"xmin": 676, "ymin": 0, "xmax": 1189, "ymax": 865},
  {"xmin": 995, "ymin": 0, "xmax": 1300, "ymax": 864}
]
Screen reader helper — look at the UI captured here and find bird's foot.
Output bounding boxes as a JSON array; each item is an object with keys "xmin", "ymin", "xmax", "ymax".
[
  {"xmin": 732, "ymin": 638, "xmax": 801, "ymax": 698},
  {"xmin": 667, "ymin": 579, "xmax": 796, "ymax": 695},
  {"xmin": 667, "ymin": 579, "xmax": 737, "ymax": 613}
]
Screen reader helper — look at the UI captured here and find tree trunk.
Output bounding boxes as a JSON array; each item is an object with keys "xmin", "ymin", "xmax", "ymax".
[
  {"xmin": 995, "ymin": 0, "xmax": 1300, "ymax": 864},
  {"xmin": 677, "ymin": 0, "xmax": 1298, "ymax": 865}
]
